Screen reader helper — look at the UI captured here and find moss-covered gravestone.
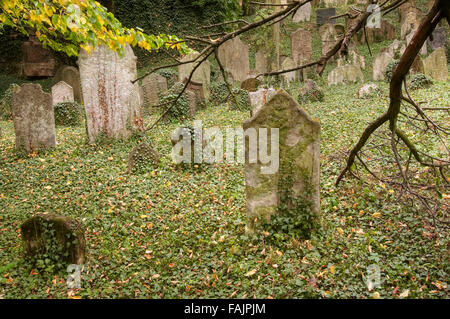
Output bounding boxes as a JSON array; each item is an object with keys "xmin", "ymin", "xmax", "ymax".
[
  {"xmin": 128, "ymin": 143, "xmax": 161, "ymax": 173},
  {"xmin": 21, "ymin": 213, "xmax": 86, "ymax": 265},
  {"xmin": 243, "ymin": 90, "xmax": 320, "ymax": 235}
]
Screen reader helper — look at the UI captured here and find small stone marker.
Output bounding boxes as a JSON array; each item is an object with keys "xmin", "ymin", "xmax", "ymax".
[
  {"xmin": 128, "ymin": 142, "xmax": 161, "ymax": 172},
  {"xmin": 21, "ymin": 213, "xmax": 86, "ymax": 265},
  {"xmin": 241, "ymin": 78, "xmax": 261, "ymax": 92},
  {"xmin": 12, "ymin": 83, "xmax": 56, "ymax": 153},
  {"xmin": 249, "ymin": 88, "xmax": 276, "ymax": 116},
  {"xmin": 52, "ymin": 81, "xmax": 74, "ymax": 105},
  {"xmin": 254, "ymin": 49, "xmax": 269, "ymax": 75},
  {"xmin": 373, "ymin": 49, "xmax": 393, "ymax": 81},
  {"xmin": 243, "ymin": 90, "xmax": 320, "ymax": 233},
  {"xmin": 281, "ymin": 57, "xmax": 296, "ymax": 86},
  {"xmin": 52, "ymin": 66, "xmax": 83, "ymax": 103}
]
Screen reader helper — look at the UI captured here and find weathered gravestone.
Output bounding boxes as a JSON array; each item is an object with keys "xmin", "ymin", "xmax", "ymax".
[
  {"xmin": 373, "ymin": 49, "xmax": 394, "ymax": 81},
  {"xmin": 358, "ymin": 83, "xmax": 381, "ymax": 99},
  {"xmin": 52, "ymin": 81, "xmax": 74, "ymax": 105},
  {"xmin": 128, "ymin": 142, "xmax": 161, "ymax": 173},
  {"xmin": 401, "ymin": 10, "xmax": 421, "ymax": 39},
  {"xmin": 21, "ymin": 35, "xmax": 56, "ymax": 77},
  {"xmin": 406, "ymin": 30, "xmax": 427, "ymax": 56},
  {"xmin": 218, "ymin": 37, "xmax": 250, "ymax": 82},
  {"xmin": 316, "ymin": 8, "xmax": 336, "ymax": 26},
  {"xmin": 21, "ymin": 213, "xmax": 86, "ymax": 265},
  {"xmin": 254, "ymin": 49, "xmax": 269, "ymax": 75},
  {"xmin": 328, "ymin": 64, "xmax": 364, "ymax": 85},
  {"xmin": 423, "ymin": 47, "xmax": 448, "ymax": 81},
  {"xmin": 52, "ymin": 66, "xmax": 83, "ymax": 103},
  {"xmin": 249, "ymin": 88, "xmax": 276, "ymax": 116},
  {"xmin": 241, "ymin": 78, "xmax": 261, "ymax": 92},
  {"xmin": 243, "ymin": 90, "xmax": 320, "ymax": 233},
  {"xmin": 319, "ymin": 23, "xmax": 339, "ymax": 56},
  {"xmin": 141, "ymin": 73, "xmax": 167, "ymax": 107},
  {"xmin": 178, "ymin": 51, "xmax": 211, "ymax": 101},
  {"xmin": 292, "ymin": 2, "xmax": 311, "ymax": 22},
  {"xmin": 78, "ymin": 44, "xmax": 143, "ymax": 143},
  {"xmin": 281, "ymin": 57, "xmax": 296, "ymax": 86},
  {"xmin": 12, "ymin": 83, "xmax": 56, "ymax": 153},
  {"xmin": 291, "ymin": 28, "xmax": 312, "ymax": 66},
  {"xmin": 427, "ymin": 28, "xmax": 447, "ymax": 51},
  {"xmin": 359, "ymin": 19, "xmax": 396, "ymax": 44}
]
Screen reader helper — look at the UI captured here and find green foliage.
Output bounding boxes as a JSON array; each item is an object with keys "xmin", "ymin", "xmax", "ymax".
[
  {"xmin": 211, "ymin": 82, "xmax": 230, "ymax": 104},
  {"xmin": 0, "ymin": 83, "xmax": 18, "ymax": 120},
  {"xmin": 409, "ymin": 73, "xmax": 433, "ymax": 90},
  {"xmin": 54, "ymin": 101, "xmax": 84, "ymax": 126},
  {"xmin": 157, "ymin": 69, "xmax": 178, "ymax": 88},
  {"xmin": 160, "ymin": 82, "xmax": 190, "ymax": 122},
  {"xmin": 384, "ymin": 60, "xmax": 399, "ymax": 83},
  {"xmin": 297, "ymin": 81, "xmax": 324, "ymax": 104},
  {"xmin": 230, "ymin": 88, "xmax": 250, "ymax": 111}
]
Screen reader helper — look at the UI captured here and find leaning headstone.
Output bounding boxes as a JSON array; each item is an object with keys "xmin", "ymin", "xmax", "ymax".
[
  {"xmin": 423, "ymin": 47, "xmax": 448, "ymax": 81},
  {"xmin": 291, "ymin": 28, "xmax": 312, "ymax": 65},
  {"xmin": 52, "ymin": 81, "xmax": 74, "ymax": 105},
  {"xmin": 373, "ymin": 49, "xmax": 393, "ymax": 81},
  {"xmin": 281, "ymin": 57, "xmax": 296, "ymax": 86},
  {"xmin": 292, "ymin": 2, "xmax": 311, "ymax": 22},
  {"xmin": 52, "ymin": 66, "xmax": 83, "ymax": 103},
  {"xmin": 241, "ymin": 78, "xmax": 261, "ymax": 92},
  {"xmin": 427, "ymin": 28, "xmax": 447, "ymax": 51},
  {"xmin": 12, "ymin": 83, "xmax": 56, "ymax": 153},
  {"xmin": 178, "ymin": 51, "xmax": 211, "ymax": 101},
  {"xmin": 406, "ymin": 30, "xmax": 427, "ymax": 56},
  {"xmin": 218, "ymin": 37, "xmax": 250, "ymax": 82},
  {"xmin": 78, "ymin": 44, "xmax": 143, "ymax": 143},
  {"xmin": 141, "ymin": 73, "xmax": 167, "ymax": 107},
  {"xmin": 316, "ymin": 8, "xmax": 336, "ymax": 26},
  {"xmin": 254, "ymin": 49, "xmax": 269, "ymax": 75},
  {"xmin": 328, "ymin": 64, "xmax": 364, "ymax": 85},
  {"xmin": 249, "ymin": 87, "xmax": 276, "ymax": 116},
  {"xmin": 128, "ymin": 142, "xmax": 161, "ymax": 172},
  {"xmin": 21, "ymin": 213, "xmax": 86, "ymax": 265},
  {"xmin": 243, "ymin": 90, "xmax": 320, "ymax": 233}
]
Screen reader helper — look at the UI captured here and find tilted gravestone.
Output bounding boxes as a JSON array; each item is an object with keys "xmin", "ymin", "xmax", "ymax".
[
  {"xmin": 328, "ymin": 64, "xmax": 364, "ymax": 86},
  {"xmin": 141, "ymin": 73, "xmax": 167, "ymax": 107},
  {"xmin": 78, "ymin": 44, "xmax": 143, "ymax": 143},
  {"xmin": 178, "ymin": 51, "xmax": 211, "ymax": 101},
  {"xmin": 406, "ymin": 30, "xmax": 427, "ymax": 56},
  {"xmin": 218, "ymin": 37, "xmax": 250, "ymax": 82},
  {"xmin": 291, "ymin": 28, "xmax": 312, "ymax": 66},
  {"xmin": 423, "ymin": 47, "xmax": 448, "ymax": 82},
  {"xmin": 292, "ymin": 2, "xmax": 311, "ymax": 22},
  {"xmin": 316, "ymin": 8, "xmax": 336, "ymax": 26},
  {"xmin": 243, "ymin": 90, "xmax": 320, "ymax": 233},
  {"xmin": 12, "ymin": 83, "xmax": 56, "ymax": 153},
  {"xmin": 52, "ymin": 66, "xmax": 83, "ymax": 103},
  {"xmin": 373, "ymin": 49, "xmax": 394, "ymax": 81},
  {"xmin": 52, "ymin": 81, "xmax": 74, "ymax": 105}
]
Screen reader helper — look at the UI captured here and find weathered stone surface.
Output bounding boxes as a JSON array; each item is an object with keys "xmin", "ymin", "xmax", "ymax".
[
  {"xmin": 406, "ymin": 30, "xmax": 427, "ymax": 56},
  {"xmin": 387, "ymin": 39, "xmax": 406, "ymax": 59},
  {"xmin": 319, "ymin": 23, "xmax": 339, "ymax": 56},
  {"xmin": 78, "ymin": 45, "xmax": 143, "ymax": 143},
  {"xmin": 184, "ymin": 79, "xmax": 205, "ymax": 102},
  {"xmin": 281, "ymin": 57, "xmax": 296, "ymax": 86},
  {"xmin": 178, "ymin": 51, "xmax": 211, "ymax": 100},
  {"xmin": 52, "ymin": 81, "xmax": 74, "ymax": 105},
  {"xmin": 292, "ymin": 2, "xmax": 311, "ymax": 22},
  {"xmin": 243, "ymin": 90, "xmax": 320, "ymax": 233},
  {"xmin": 358, "ymin": 83, "xmax": 381, "ymax": 99},
  {"xmin": 52, "ymin": 66, "xmax": 82, "ymax": 103},
  {"xmin": 323, "ymin": 0, "xmax": 346, "ymax": 6},
  {"xmin": 316, "ymin": 8, "xmax": 336, "ymax": 25},
  {"xmin": 423, "ymin": 47, "xmax": 448, "ymax": 81},
  {"xmin": 427, "ymin": 28, "xmax": 447, "ymax": 51},
  {"xmin": 349, "ymin": 50, "xmax": 365, "ymax": 70},
  {"xmin": 21, "ymin": 213, "xmax": 86, "ymax": 265},
  {"xmin": 328, "ymin": 64, "xmax": 364, "ymax": 86},
  {"xmin": 254, "ymin": 49, "xmax": 269, "ymax": 75},
  {"xmin": 12, "ymin": 83, "xmax": 56, "ymax": 153},
  {"xmin": 141, "ymin": 73, "xmax": 167, "ymax": 107},
  {"xmin": 186, "ymin": 90, "xmax": 197, "ymax": 117},
  {"xmin": 241, "ymin": 78, "xmax": 261, "ymax": 92},
  {"xmin": 21, "ymin": 36, "xmax": 56, "ymax": 77},
  {"xmin": 249, "ymin": 88, "xmax": 276, "ymax": 116},
  {"xmin": 410, "ymin": 56, "xmax": 424, "ymax": 74},
  {"xmin": 128, "ymin": 142, "xmax": 161, "ymax": 172},
  {"xmin": 401, "ymin": 10, "xmax": 421, "ymax": 39},
  {"xmin": 218, "ymin": 37, "xmax": 250, "ymax": 82},
  {"xmin": 373, "ymin": 49, "xmax": 393, "ymax": 81},
  {"xmin": 291, "ymin": 28, "xmax": 312, "ymax": 65}
]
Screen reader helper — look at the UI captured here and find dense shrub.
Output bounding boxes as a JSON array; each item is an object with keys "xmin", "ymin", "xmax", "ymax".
[
  {"xmin": 54, "ymin": 101, "xmax": 84, "ymax": 126},
  {"xmin": 160, "ymin": 82, "xmax": 191, "ymax": 121},
  {"xmin": 0, "ymin": 83, "xmax": 19, "ymax": 120},
  {"xmin": 384, "ymin": 60, "xmax": 399, "ymax": 83},
  {"xmin": 409, "ymin": 73, "xmax": 433, "ymax": 90}
]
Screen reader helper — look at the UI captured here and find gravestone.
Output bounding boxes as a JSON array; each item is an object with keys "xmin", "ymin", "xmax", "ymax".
[
  {"xmin": 292, "ymin": 2, "xmax": 311, "ymax": 22},
  {"xmin": 21, "ymin": 213, "xmax": 85, "ymax": 265},
  {"xmin": 360, "ymin": 19, "xmax": 396, "ymax": 44},
  {"xmin": 387, "ymin": 39, "xmax": 406, "ymax": 59},
  {"xmin": 373, "ymin": 49, "xmax": 393, "ymax": 81},
  {"xmin": 12, "ymin": 83, "xmax": 56, "ymax": 153},
  {"xmin": 281, "ymin": 57, "xmax": 296, "ymax": 86},
  {"xmin": 184, "ymin": 79, "xmax": 205, "ymax": 102},
  {"xmin": 406, "ymin": 30, "xmax": 427, "ymax": 56},
  {"xmin": 128, "ymin": 142, "xmax": 161, "ymax": 172},
  {"xmin": 410, "ymin": 56, "xmax": 424, "ymax": 74},
  {"xmin": 186, "ymin": 90, "xmax": 197, "ymax": 117},
  {"xmin": 319, "ymin": 23, "xmax": 339, "ymax": 56},
  {"xmin": 291, "ymin": 28, "xmax": 312, "ymax": 66},
  {"xmin": 249, "ymin": 88, "xmax": 276, "ymax": 116},
  {"xmin": 52, "ymin": 66, "xmax": 83, "ymax": 103},
  {"xmin": 427, "ymin": 28, "xmax": 447, "ymax": 51},
  {"xmin": 328, "ymin": 64, "xmax": 364, "ymax": 85},
  {"xmin": 178, "ymin": 51, "xmax": 211, "ymax": 100},
  {"xmin": 241, "ymin": 78, "xmax": 261, "ymax": 92},
  {"xmin": 243, "ymin": 90, "xmax": 320, "ymax": 233},
  {"xmin": 141, "ymin": 73, "xmax": 167, "ymax": 107},
  {"xmin": 78, "ymin": 44, "xmax": 143, "ymax": 143},
  {"xmin": 254, "ymin": 49, "xmax": 269, "ymax": 75},
  {"xmin": 358, "ymin": 83, "xmax": 381, "ymax": 99},
  {"xmin": 423, "ymin": 47, "xmax": 448, "ymax": 81},
  {"xmin": 21, "ymin": 36, "xmax": 56, "ymax": 77},
  {"xmin": 401, "ymin": 10, "xmax": 421, "ymax": 39},
  {"xmin": 218, "ymin": 37, "xmax": 250, "ymax": 82},
  {"xmin": 52, "ymin": 81, "xmax": 74, "ymax": 105},
  {"xmin": 316, "ymin": 8, "xmax": 336, "ymax": 26}
]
